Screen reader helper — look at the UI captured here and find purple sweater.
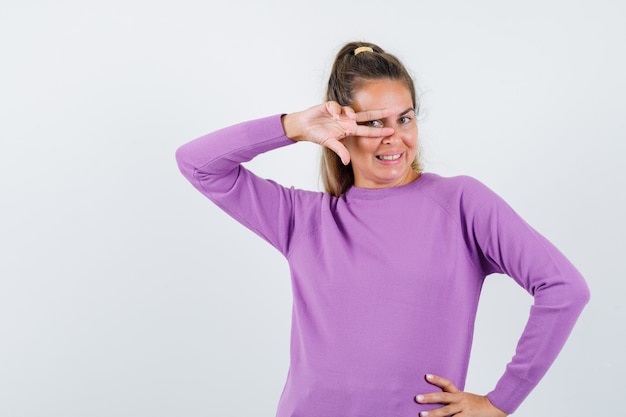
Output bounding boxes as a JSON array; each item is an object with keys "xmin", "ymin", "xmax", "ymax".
[{"xmin": 175, "ymin": 114, "xmax": 589, "ymax": 416}]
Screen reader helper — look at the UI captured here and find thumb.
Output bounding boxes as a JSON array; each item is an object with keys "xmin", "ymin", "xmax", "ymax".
[{"xmin": 323, "ymin": 139, "xmax": 351, "ymax": 165}]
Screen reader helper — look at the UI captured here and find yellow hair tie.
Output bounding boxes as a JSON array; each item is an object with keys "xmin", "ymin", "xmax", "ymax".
[{"xmin": 354, "ymin": 46, "xmax": 374, "ymax": 55}]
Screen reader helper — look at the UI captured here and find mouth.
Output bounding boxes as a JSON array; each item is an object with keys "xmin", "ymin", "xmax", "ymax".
[{"xmin": 376, "ymin": 153, "xmax": 403, "ymax": 161}]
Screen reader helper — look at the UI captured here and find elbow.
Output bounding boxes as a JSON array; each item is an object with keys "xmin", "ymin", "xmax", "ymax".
[
  {"xmin": 534, "ymin": 271, "xmax": 591, "ymax": 314},
  {"xmin": 574, "ymin": 277, "xmax": 591, "ymax": 310},
  {"xmin": 175, "ymin": 145, "xmax": 197, "ymax": 182},
  {"xmin": 174, "ymin": 144, "xmax": 189, "ymax": 171},
  {"xmin": 558, "ymin": 273, "xmax": 591, "ymax": 313},
  {"xmin": 566, "ymin": 266, "xmax": 591, "ymax": 309}
]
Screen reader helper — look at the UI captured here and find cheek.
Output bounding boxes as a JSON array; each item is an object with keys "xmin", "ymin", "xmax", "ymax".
[{"xmin": 403, "ymin": 130, "xmax": 418, "ymax": 149}]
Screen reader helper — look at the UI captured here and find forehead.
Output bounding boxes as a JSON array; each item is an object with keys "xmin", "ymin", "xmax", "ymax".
[{"xmin": 351, "ymin": 79, "xmax": 413, "ymax": 113}]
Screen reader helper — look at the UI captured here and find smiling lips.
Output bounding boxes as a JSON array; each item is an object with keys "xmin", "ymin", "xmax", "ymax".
[{"xmin": 376, "ymin": 153, "xmax": 403, "ymax": 161}]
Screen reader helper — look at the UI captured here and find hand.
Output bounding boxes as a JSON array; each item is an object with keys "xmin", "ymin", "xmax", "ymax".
[
  {"xmin": 281, "ymin": 101, "xmax": 395, "ymax": 165},
  {"xmin": 415, "ymin": 374, "xmax": 508, "ymax": 417}
]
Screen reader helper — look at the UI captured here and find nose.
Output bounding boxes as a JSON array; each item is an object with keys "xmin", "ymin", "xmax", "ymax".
[{"xmin": 382, "ymin": 128, "xmax": 400, "ymax": 145}]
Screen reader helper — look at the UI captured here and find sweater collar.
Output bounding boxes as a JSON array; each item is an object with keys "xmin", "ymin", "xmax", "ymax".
[{"xmin": 343, "ymin": 172, "xmax": 432, "ymax": 201}]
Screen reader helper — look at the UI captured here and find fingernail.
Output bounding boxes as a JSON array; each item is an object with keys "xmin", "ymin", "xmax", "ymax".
[
  {"xmin": 416, "ymin": 395, "xmax": 424, "ymax": 402},
  {"xmin": 426, "ymin": 374, "xmax": 434, "ymax": 380},
  {"xmin": 420, "ymin": 412, "xmax": 429, "ymax": 417}
]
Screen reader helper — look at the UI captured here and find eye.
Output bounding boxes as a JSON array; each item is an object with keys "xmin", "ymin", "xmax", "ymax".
[
  {"xmin": 364, "ymin": 119, "xmax": 384, "ymax": 128},
  {"xmin": 399, "ymin": 116, "xmax": 412, "ymax": 124}
]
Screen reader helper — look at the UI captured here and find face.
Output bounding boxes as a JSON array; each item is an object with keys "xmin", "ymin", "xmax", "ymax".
[{"xmin": 343, "ymin": 79, "xmax": 419, "ymax": 189}]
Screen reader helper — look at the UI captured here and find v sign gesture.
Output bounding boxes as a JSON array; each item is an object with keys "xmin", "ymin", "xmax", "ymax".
[{"xmin": 281, "ymin": 101, "xmax": 395, "ymax": 165}]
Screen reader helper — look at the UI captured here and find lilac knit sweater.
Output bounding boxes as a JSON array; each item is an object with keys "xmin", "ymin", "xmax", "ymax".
[{"xmin": 175, "ymin": 114, "xmax": 589, "ymax": 416}]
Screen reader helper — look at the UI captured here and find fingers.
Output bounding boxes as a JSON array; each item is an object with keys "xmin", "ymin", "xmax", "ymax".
[
  {"xmin": 415, "ymin": 374, "xmax": 461, "ymax": 416},
  {"xmin": 324, "ymin": 101, "xmax": 342, "ymax": 119},
  {"xmin": 355, "ymin": 107, "xmax": 395, "ymax": 123},
  {"xmin": 352, "ymin": 124, "xmax": 394, "ymax": 138},
  {"xmin": 415, "ymin": 376, "xmax": 508, "ymax": 417},
  {"xmin": 322, "ymin": 138, "xmax": 351, "ymax": 165},
  {"xmin": 342, "ymin": 105, "xmax": 356, "ymax": 120},
  {"xmin": 424, "ymin": 374, "xmax": 460, "ymax": 393},
  {"xmin": 416, "ymin": 394, "xmax": 508, "ymax": 417},
  {"xmin": 415, "ymin": 391, "xmax": 458, "ymax": 407},
  {"xmin": 326, "ymin": 101, "xmax": 393, "ymax": 123},
  {"xmin": 415, "ymin": 391, "xmax": 462, "ymax": 417},
  {"xmin": 324, "ymin": 102, "xmax": 395, "ymax": 138},
  {"xmin": 325, "ymin": 101, "xmax": 357, "ymax": 121},
  {"xmin": 417, "ymin": 403, "xmax": 459, "ymax": 417},
  {"xmin": 353, "ymin": 108, "xmax": 394, "ymax": 138}
]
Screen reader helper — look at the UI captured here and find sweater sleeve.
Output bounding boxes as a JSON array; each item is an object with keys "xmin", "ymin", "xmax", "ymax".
[
  {"xmin": 174, "ymin": 114, "xmax": 298, "ymax": 255},
  {"xmin": 459, "ymin": 177, "xmax": 590, "ymax": 414}
]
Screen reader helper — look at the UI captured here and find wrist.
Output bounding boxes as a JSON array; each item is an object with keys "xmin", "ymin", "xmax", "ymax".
[
  {"xmin": 485, "ymin": 395, "xmax": 508, "ymax": 417},
  {"xmin": 281, "ymin": 112, "xmax": 304, "ymax": 142}
]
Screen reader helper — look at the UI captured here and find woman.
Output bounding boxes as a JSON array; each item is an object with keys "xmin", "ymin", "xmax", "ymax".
[{"xmin": 175, "ymin": 41, "xmax": 589, "ymax": 417}]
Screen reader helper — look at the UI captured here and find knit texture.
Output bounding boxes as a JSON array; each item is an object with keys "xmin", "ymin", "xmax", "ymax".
[{"xmin": 176, "ymin": 114, "xmax": 589, "ymax": 416}]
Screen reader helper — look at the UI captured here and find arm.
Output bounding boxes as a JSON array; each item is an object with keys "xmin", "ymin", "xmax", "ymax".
[
  {"xmin": 175, "ymin": 103, "xmax": 395, "ymax": 253},
  {"xmin": 175, "ymin": 114, "xmax": 298, "ymax": 254},
  {"xmin": 417, "ymin": 177, "xmax": 590, "ymax": 416},
  {"xmin": 466, "ymin": 178, "xmax": 589, "ymax": 413}
]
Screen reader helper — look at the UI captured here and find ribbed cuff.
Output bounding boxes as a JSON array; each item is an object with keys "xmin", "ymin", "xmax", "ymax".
[{"xmin": 487, "ymin": 371, "xmax": 537, "ymax": 415}]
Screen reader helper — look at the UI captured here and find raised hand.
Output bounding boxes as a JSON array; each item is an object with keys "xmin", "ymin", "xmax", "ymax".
[
  {"xmin": 281, "ymin": 101, "xmax": 395, "ymax": 165},
  {"xmin": 416, "ymin": 374, "xmax": 508, "ymax": 417}
]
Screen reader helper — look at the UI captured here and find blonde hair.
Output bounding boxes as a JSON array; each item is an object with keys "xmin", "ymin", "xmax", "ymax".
[{"xmin": 321, "ymin": 41, "xmax": 422, "ymax": 197}]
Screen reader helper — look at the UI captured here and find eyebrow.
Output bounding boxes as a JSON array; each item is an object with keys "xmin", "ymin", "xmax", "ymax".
[
  {"xmin": 358, "ymin": 108, "xmax": 416, "ymax": 125},
  {"xmin": 378, "ymin": 108, "xmax": 415, "ymax": 119},
  {"xmin": 398, "ymin": 108, "xmax": 415, "ymax": 117},
  {"xmin": 378, "ymin": 108, "xmax": 415, "ymax": 120}
]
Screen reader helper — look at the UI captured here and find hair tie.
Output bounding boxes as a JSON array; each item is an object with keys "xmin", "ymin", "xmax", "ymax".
[{"xmin": 354, "ymin": 46, "xmax": 374, "ymax": 56}]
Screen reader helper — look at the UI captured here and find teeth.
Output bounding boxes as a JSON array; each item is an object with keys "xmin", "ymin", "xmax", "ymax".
[{"xmin": 377, "ymin": 154, "xmax": 401, "ymax": 161}]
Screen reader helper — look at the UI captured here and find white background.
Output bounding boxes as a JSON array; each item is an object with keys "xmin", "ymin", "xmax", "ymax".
[{"xmin": 1, "ymin": 1, "xmax": 624, "ymax": 416}]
